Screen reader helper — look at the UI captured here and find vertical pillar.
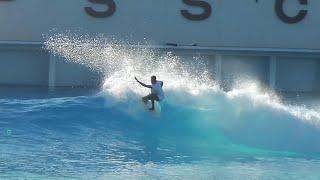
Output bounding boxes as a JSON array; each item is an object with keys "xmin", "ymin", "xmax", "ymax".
[
  {"xmin": 48, "ymin": 54, "xmax": 56, "ymax": 89},
  {"xmin": 269, "ymin": 56, "xmax": 277, "ymax": 89},
  {"xmin": 215, "ymin": 54, "xmax": 222, "ymax": 86}
]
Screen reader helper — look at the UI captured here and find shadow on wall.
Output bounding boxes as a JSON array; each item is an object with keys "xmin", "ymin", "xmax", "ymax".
[
  {"xmin": 220, "ymin": 56, "xmax": 270, "ymax": 91},
  {"xmin": 316, "ymin": 59, "xmax": 320, "ymax": 92},
  {"xmin": 0, "ymin": 45, "xmax": 103, "ymax": 87},
  {"xmin": 276, "ymin": 57, "xmax": 319, "ymax": 93}
]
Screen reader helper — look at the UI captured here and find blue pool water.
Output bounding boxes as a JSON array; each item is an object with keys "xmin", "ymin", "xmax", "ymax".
[
  {"xmin": 1, "ymin": 87, "xmax": 320, "ymax": 179},
  {"xmin": 1, "ymin": 33, "xmax": 320, "ymax": 179}
]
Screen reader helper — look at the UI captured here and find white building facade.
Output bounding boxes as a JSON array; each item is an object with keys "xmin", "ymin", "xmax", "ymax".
[{"xmin": 0, "ymin": 0, "xmax": 319, "ymax": 92}]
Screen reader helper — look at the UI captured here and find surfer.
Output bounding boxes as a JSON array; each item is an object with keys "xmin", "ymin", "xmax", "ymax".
[{"xmin": 135, "ymin": 76, "xmax": 164, "ymax": 111}]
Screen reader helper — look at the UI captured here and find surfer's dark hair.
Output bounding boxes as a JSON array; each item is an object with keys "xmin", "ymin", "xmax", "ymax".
[{"xmin": 151, "ymin": 76, "xmax": 156, "ymax": 80}]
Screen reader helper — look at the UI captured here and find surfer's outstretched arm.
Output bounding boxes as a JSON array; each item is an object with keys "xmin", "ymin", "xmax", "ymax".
[{"xmin": 135, "ymin": 77, "xmax": 151, "ymax": 88}]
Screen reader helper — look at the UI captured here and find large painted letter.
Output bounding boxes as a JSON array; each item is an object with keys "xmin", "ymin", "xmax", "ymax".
[
  {"xmin": 181, "ymin": 0, "xmax": 212, "ymax": 21},
  {"xmin": 275, "ymin": 0, "xmax": 308, "ymax": 24},
  {"xmin": 85, "ymin": 0, "xmax": 116, "ymax": 18}
]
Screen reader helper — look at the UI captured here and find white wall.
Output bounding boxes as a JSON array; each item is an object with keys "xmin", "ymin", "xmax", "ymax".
[
  {"xmin": 0, "ymin": 0, "xmax": 319, "ymax": 49},
  {"xmin": 0, "ymin": 0, "xmax": 319, "ymax": 91}
]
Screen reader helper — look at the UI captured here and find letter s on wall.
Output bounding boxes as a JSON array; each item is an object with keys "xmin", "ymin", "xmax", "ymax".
[
  {"xmin": 181, "ymin": 0, "xmax": 212, "ymax": 21},
  {"xmin": 85, "ymin": 0, "xmax": 116, "ymax": 18},
  {"xmin": 275, "ymin": 0, "xmax": 308, "ymax": 24}
]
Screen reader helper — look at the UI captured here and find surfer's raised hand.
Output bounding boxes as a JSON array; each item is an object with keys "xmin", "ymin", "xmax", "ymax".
[
  {"xmin": 135, "ymin": 77, "xmax": 151, "ymax": 88},
  {"xmin": 135, "ymin": 77, "xmax": 143, "ymax": 84}
]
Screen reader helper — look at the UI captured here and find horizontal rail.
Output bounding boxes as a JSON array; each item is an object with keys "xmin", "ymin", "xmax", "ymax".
[{"xmin": 0, "ymin": 40, "xmax": 320, "ymax": 54}]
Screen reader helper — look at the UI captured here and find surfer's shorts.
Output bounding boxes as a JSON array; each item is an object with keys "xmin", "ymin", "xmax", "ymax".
[{"xmin": 143, "ymin": 94, "xmax": 160, "ymax": 101}]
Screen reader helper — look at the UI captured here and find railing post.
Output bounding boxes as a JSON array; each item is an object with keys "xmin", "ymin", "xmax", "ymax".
[
  {"xmin": 215, "ymin": 54, "xmax": 222, "ymax": 86},
  {"xmin": 269, "ymin": 56, "xmax": 277, "ymax": 89},
  {"xmin": 48, "ymin": 54, "xmax": 56, "ymax": 89}
]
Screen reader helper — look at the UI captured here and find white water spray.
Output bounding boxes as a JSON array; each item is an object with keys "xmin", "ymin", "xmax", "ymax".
[{"xmin": 44, "ymin": 32, "xmax": 320, "ymax": 129}]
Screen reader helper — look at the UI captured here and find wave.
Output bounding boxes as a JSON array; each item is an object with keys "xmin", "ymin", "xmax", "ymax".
[{"xmin": 44, "ymin": 32, "xmax": 320, "ymax": 154}]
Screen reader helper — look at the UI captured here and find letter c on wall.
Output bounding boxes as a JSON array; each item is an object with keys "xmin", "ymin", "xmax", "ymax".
[
  {"xmin": 275, "ymin": 0, "xmax": 308, "ymax": 24},
  {"xmin": 85, "ymin": 0, "xmax": 116, "ymax": 18}
]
